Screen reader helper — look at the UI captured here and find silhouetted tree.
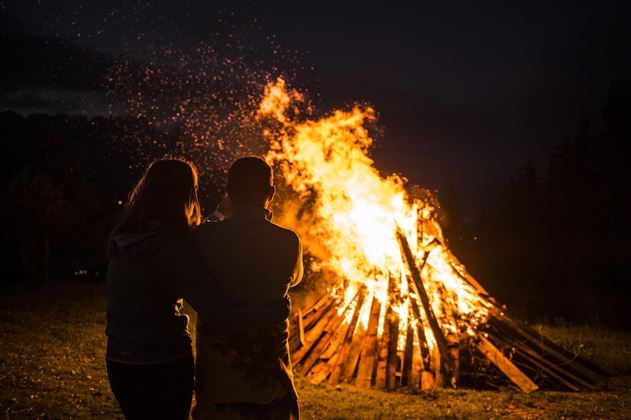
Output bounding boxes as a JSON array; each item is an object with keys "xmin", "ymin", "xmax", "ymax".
[
  {"xmin": 3, "ymin": 169, "xmax": 80, "ymax": 281},
  {"xmin": 471, "ymin": 83, "xmax": 631, "ymax": 324}
]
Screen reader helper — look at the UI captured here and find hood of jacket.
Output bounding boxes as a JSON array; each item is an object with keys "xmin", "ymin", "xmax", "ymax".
[{"xmin": 111, "ymin": 230, "xmax": 171, "ymax": 262}]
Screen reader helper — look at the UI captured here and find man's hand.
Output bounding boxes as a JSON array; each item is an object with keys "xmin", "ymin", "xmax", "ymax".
[{"xmin": 216, "ymin": 193, "xmax": 231, "ymax": 219}]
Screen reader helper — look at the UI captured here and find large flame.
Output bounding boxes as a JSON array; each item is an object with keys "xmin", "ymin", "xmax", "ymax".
[{"xmin": 258, "ymin": 78, "xmax": 491, "ymax": 350}]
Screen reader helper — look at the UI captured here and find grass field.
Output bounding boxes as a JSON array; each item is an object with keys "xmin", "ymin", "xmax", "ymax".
[{"xmin": 1, "ymin": 282, "xmax": 629, "ymax": 419}]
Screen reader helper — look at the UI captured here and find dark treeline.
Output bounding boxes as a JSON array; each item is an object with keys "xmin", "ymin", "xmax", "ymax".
[
  {"xmin": 0, "ymin": 112, "xmax": 213, "ymax": 284},
  {"xmin": 1, "ymin": 84, "xmax": 629, "ymax": 325},
  {"xmin": 439, "ymin": 83, "xmax": 631, "ymax": 326},
  {"xmin": 1, "ymin": 113, "xmax": 126, "ymax": 283}
]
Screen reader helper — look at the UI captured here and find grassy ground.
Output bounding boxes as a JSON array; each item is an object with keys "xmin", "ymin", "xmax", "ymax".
[{"xmin": 0, "ymin": 282, "xmax": 629, "ymax": 419}]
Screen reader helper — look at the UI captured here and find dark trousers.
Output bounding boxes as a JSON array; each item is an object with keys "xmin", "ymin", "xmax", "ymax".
[{"xmin": 107, "ymin": 354, "xmax": 194, "ymax": 420}]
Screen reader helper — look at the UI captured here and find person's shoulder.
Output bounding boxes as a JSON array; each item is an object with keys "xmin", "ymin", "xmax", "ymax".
[{"xmin": 267, "ymin": 221, "xmax": 301, "ymax": 245}]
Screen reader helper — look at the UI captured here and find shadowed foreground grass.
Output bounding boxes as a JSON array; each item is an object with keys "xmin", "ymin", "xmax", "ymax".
[{"xmin": 0, "ymin": 282, "xmax": 629, "ymax": 419}]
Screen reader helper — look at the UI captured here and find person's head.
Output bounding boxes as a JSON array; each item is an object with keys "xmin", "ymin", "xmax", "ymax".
[
  {"xmin": 113, "ymin": 158, "xmax": 201, "ymax": 236},
  {"xmin": 226, "ymin": 156, "xmax": 274, "ymax": 207}
]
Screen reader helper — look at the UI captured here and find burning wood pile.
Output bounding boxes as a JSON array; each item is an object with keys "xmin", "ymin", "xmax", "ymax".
[
  {"xmin": 287, "ymin": 225, "xmax": 606, "ymax": 392},
  {"xmin": 256, "ymin": 79, "xmax": 606, "ymax": 392}
]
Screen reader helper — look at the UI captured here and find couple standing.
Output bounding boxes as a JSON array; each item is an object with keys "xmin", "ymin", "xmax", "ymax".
[{"xmin": 105, "ymin": 157, "xmax": 303, "ymax": 419}]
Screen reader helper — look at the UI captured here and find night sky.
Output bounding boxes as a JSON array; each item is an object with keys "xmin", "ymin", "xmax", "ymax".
[{"xmin": 2, "ymin": 0, "xmax": 630, "ymax": 212}]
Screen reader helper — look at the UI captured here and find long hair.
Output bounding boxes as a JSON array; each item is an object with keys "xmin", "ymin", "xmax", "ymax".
[{"xmin": 108, "ymin": 158, "xmax": 201, "ymax": 256}]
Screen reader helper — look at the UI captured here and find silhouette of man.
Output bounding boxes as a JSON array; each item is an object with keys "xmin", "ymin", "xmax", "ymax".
[{"xmin": 193, "ymin": 156, "xmax": 303, "ymax": 419}]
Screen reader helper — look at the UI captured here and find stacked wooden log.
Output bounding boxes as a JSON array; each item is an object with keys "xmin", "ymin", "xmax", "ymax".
[{"xmin": 288, "ymin": 229, "xmax": 606, "ymax": 392}]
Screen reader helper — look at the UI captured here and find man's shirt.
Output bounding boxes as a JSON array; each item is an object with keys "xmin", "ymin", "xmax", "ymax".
[{"xmin": 194, "ymin": 205, "xmax": 303, "ymax": 405}]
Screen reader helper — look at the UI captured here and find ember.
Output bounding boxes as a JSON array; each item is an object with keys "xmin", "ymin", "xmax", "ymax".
[{"xmin": 257, "ymin": 79, "xmax": 605, "ymax": 392}]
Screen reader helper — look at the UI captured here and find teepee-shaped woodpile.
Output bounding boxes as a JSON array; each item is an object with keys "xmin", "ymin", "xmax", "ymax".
[
  {"xmin": 254, "ymin": 79, "xmax": 605, "ymax": 392},
  {"xmin": 288, "ymin": 224, "xmax": 606, "ymax": 392}
]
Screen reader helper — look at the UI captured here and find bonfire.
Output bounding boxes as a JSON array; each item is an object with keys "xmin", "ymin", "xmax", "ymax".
[{"xmin": 256, "ymin": 79, "xmax": 605, "ymax": 392}]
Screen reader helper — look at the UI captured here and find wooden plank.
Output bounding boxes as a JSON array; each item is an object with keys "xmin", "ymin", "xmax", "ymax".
[
  {"xmin": 401, "ymin": 321, "xmax": 415, "ymax": 386},
  {"xmin": 431, "ymin": 340, "xmax": 445, "ymax": 388},
  {"xmin": 300, "ymin": 290, "xmax": 363, "ymax": 375},
  {"xmin": 306, "ymin": 359, "xmax": 333, "ymax": 384},
  {"xmin": 303, "ymin": 298, "xmax": 337, "ymax": 330},
  {"xmin": 489, "ymin": 332, "xmax": 597, "ymax": 391},
  {"xmin": 448, "ymin": 345, "xmax": 459, "ymax": 388},
  {"xmin": 299, "ymin": 310, "xmax": 346, "ymax": 375},
  {"xmin": 408, "ymin": 290, "xmax": 436, "ymax": 390},
  {"xmin": 319, "ymin": 318, "xmax": 352, "ymax": 360},
  {"xmin": 433, "ymin": 280, "xmax": 458, "ymax": 343},
  {"xmin": 477, "ymin": 336, "xmax": 539, "ymax": 393},
  {"xmin": 299, "ymin": 293, "xmax": 337, "ymax": 337},
  {"xmin": 328, "ymin": 296, "xmax": 365, "ymax": 385},
  {"xmin": 492, "ymin": 313, "xmax": 606, "ymax": 386},
  {"xmin": 488, "ymin": 333, "xmax": 582, "ymax": 391},
  {"xmin": 340, "ymin": 323, "xmax": 367, "ymax": 382},
  {"xmin": 408, "ymin": 299, "xmax": 431, "ymax": 369},
  {"xmin": 356, "ymin": 295, "xmax": 382, "ymax": 389},
  {"xmin": 410, "ymin": 331, "xmax": 423, "ymax": 388},
  {"xmin": 421, "ymin": 370, "xmax": 435, "ymax": 391},
  {"xmin": 517, "ymin": 350, "xmax": 582, "ymax": 391},
  {"xmin": 431, "ymin": 280, "xmax": 459, "ymax": 388},
  {"xmin": 321, "ymin": 291, "xmax": 366, "ymax": 360},
  {"xmin": 303, "ymin": 291, "xmax": 335, "ymax": 319},
  {"xmin": 291, "ymin": 303, "xmax": 338, "ymax": 366},
  {"xmin": 397, "ymin": 231, "xmax": 451, "ymax": 377},
  {"xmin": 386, "ymin": 310, "xmax": 401, "ymax": 390},
  {"xmin": 375, "ymin": 275, "xmax": 395, "ymax": 389},
  {"xmin": 299, "ymin": 291, "xmax": 363, "ymax": 376},
  {"xmin": 308, "ymin": 347, "xmax": 344, "ymax": 385},
  {"xmin": 374, "ymin": 315, "xmax": 390, "ymax": 389}
]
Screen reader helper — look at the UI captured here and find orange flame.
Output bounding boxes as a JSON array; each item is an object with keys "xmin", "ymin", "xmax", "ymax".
[{"xmin": 258, "ymin": 78, "xmax": 491, "ymax": 349}]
